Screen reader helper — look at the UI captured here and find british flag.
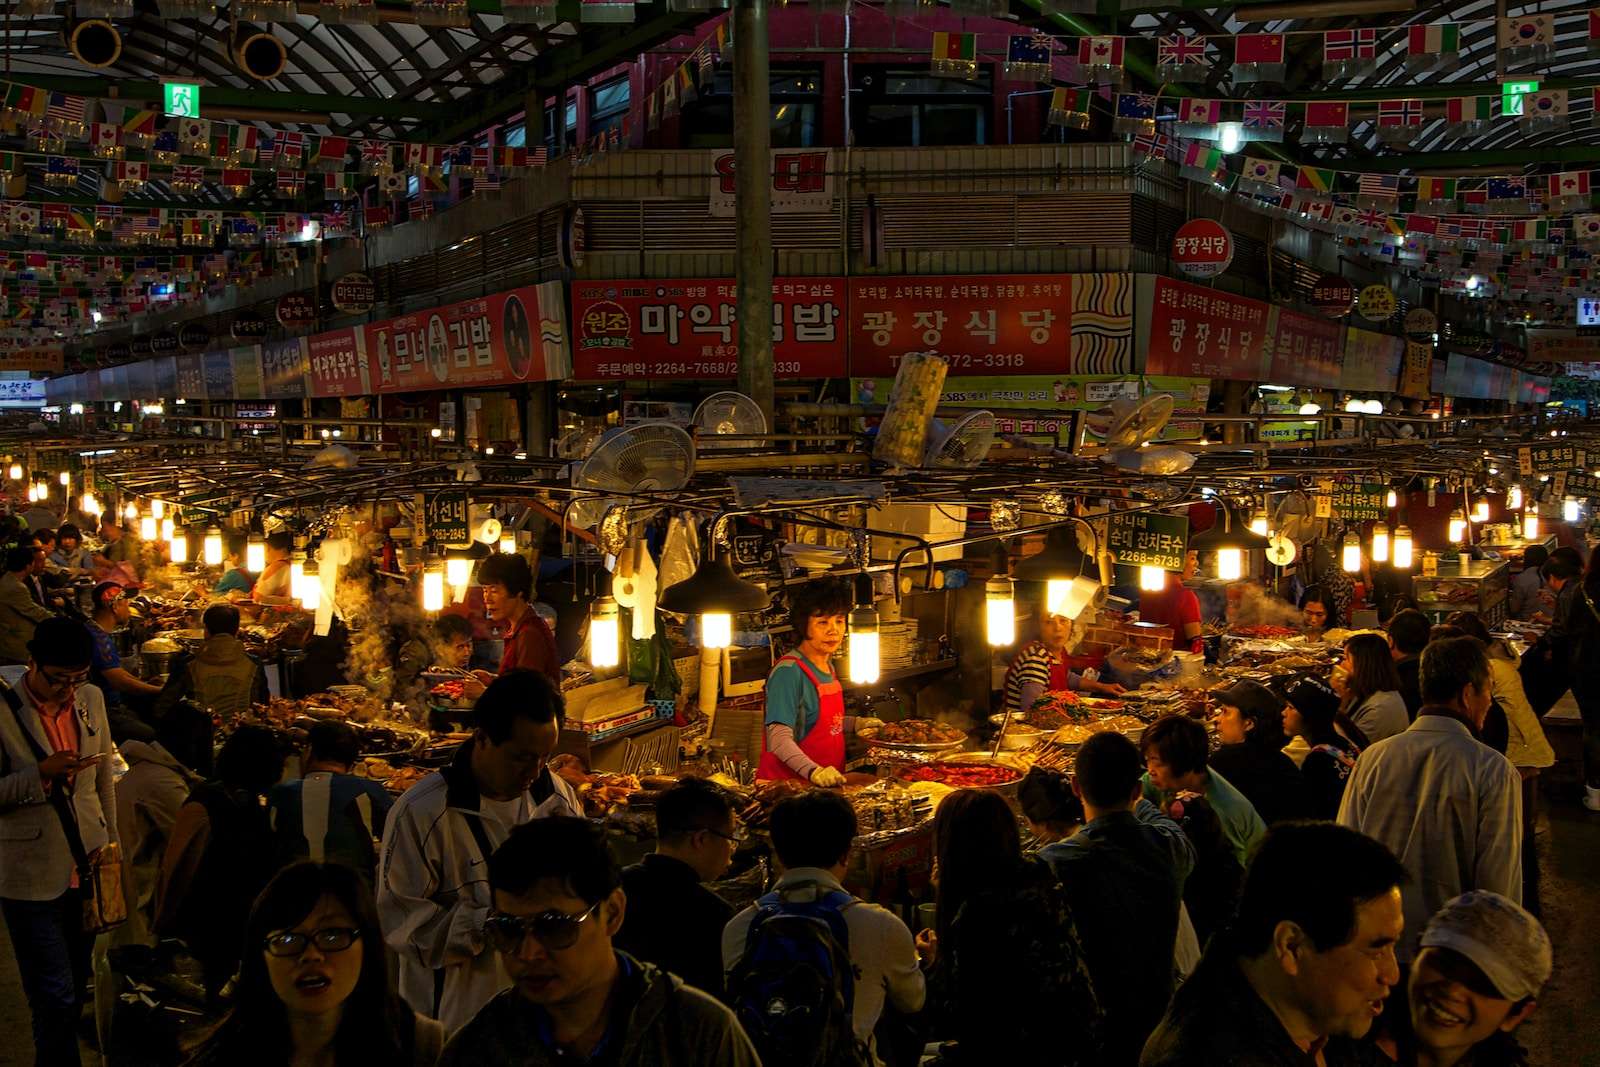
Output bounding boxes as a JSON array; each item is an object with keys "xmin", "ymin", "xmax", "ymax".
[
  {"xmin": 1243, "ymin": 100, "xmax": 1286, "ymax": 141},
  {"xmin": 1357, "ymin": 206, "xmax": 1388, "ymax": 229},
  {"xmin": 170, "ymin": 165, "xmax": 205, "ymax": 189},
  {"xmin": 360, "ymin": 139, "xmax": 393, "ymax": 172},
  {"xmin": 1158, "ymin": 34, "xmax": 1207, "ymax": 67},
  {"xmin": 323, "ymin": 207, "xmax": 349, "ymax": 234}
]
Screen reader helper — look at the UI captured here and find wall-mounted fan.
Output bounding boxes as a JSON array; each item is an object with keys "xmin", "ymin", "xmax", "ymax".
[
  {"xmin": 693, "ymin": 391, "xmax": 767, "ymax": 450},
  {"xmin": 923, "ymin": 410, "xmax": 997, "ymax": 468},
  {"xmin": 569, "ymin": 423, "xmax": 695, "ymax": 531}
]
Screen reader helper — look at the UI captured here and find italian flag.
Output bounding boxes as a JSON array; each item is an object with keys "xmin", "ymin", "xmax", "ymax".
[
  {"xmin": 1446, "ymin": 96, "xmax": 1491, "ymax": 123},
  {"xmin": 1407, "ymin": 24, "xmax": 1459, "ymax": 55},
  {"xmin": 1512, "ymin": 220, "xmax": 1548, "ymax": 242}
]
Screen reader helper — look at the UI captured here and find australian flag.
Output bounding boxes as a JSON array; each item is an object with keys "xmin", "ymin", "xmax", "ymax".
[{"xmin": 1113, "ymin": 92, "xmax": 1156, "ymax": 133}]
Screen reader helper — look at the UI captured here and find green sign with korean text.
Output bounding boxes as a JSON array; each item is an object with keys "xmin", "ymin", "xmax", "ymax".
[
  {"xmin": 1333, "ymin": 482, "xmax": 1388, "ymax": 522},
  {"xmin": 1107, "ymin": 511, "xmax": 1190, "ymax": 571}
]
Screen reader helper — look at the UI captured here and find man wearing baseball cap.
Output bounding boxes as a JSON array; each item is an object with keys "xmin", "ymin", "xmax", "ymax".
[
  {"xmin": 1373, "ymin": 891, "xmax": 1551, "ymax": 1066},
  {"xmin": 1275, "ymin": 673, "xmax": 1366, "ymax": 819}
]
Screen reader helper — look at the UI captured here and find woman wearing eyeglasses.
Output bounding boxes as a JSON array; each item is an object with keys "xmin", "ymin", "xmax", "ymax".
[{"xmin": 183, "ymin": 862, "xmax": 443, "ymax": 1067}]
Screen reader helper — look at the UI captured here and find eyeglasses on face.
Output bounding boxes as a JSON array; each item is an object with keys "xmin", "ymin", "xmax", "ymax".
[
  {"xmin": 484, "ymin": 901, "xmax": 602, "ymax": 953},
  {"xmin": 263, "ymin": 926, "xmax": 361, "ymax": 957},
  {"xmin": 39, "ymin": 667, "xmax": 90, "ymax": 688},
  {"xmin": 703, "ymin": 825, "xmax": 748, "ymax": 846}
]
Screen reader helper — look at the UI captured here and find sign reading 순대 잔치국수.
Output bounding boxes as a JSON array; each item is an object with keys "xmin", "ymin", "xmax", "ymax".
[{"xmin": 1106, "ymin": 510, "xmax": 1190, "ymax": 571}]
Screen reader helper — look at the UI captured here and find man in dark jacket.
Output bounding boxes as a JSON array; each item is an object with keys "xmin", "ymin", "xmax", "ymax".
[
  {"xmin": 1387, "ymin": 608, "xmax": 1430, "ymax": 721},
  {"xmin": 1041, "ymin": 731, "xmax": 1195, "ymax": 1067},
  {"xmin": 440, "ymin": 817, "xmax": 760, "ymax": 1067},
  {"xmin": 614, "ymin": 778, "xmax": 737, "ymax": 997},
  {"xmin": 1141, "ymin": 823, "xmax": 1407, "ymax": 1067}
]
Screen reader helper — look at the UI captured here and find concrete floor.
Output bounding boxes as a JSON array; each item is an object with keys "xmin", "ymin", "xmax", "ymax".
[{"xmin": 0, "ymin": 799, "xmax": 1594, "ymax": 1066}]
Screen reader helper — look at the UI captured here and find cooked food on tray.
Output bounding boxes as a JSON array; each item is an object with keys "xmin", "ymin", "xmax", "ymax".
[
  {"xmin": 858, "ymin": 719, "xmax": 966, "ymax": 746},
  {"xmin": 895, "ymin": 761, "xmax": 1022, "ymax": 788}
]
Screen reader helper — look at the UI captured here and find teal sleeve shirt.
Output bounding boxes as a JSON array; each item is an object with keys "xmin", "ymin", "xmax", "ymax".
[{"xmin": 764, "ymin": 659, "xmax": 834, "ymax": 744}]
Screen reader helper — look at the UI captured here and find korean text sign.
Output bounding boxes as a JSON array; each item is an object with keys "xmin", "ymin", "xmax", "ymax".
[
  {"xmin": 1107, "ymin": 510, "xmax": 1190, "ymax": 571},
  {"xmin": 571, "ymin": 278, "xmax": 846, "ymax": 380},
  {"xmin": 1519, "ymin": 444, "xmax": 1584, "ymax": 475},
  {"xmin": 1332, "ymin": 483, "xmax": 1388, "ymax": 522},
  {"xmin": 1340, "ymin": 327, "xmax": 1403, "ymax": 393},
  {"xmin": 1142, "ymin": 276, "xmax": 1271, "ymax": 380},
  {"xmin": 367, "ymin": 286, "xmax": 555, "ymax": 394},
  {"xmin": 848, "ymin": 274, "xmax": 1071, "ymax": 377},
  {"xmin": 1267, "ymin": 308, "xmax": 1344, "ymax": 389}
]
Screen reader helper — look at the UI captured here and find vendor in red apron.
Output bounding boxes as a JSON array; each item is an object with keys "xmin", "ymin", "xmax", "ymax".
[
  {"xmin": 1001, "ymin": 600, "xmax": 1125, "ymax": 716},
  {"xmin": 757, "ymin": 581, "xmax": 883, "ymax": 787}
]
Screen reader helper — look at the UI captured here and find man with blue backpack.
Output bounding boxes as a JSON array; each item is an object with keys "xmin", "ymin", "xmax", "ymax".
[{"xmin": 724, "ymin": 790, "xmax": 925, "ymax": 1067}]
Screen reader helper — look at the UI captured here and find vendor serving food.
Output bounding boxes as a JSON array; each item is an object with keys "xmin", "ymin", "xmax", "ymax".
[
  {"xmin": 1002, "ymin": 600, "xmax": 1125, "ymax": 715},
  {"xmin": 757, "ymin": 580, "xmax": 883, "ymax": 787},
  {"xmin": 1139, "ymin": 549, "xmax": 1204, "ymax": 653}
]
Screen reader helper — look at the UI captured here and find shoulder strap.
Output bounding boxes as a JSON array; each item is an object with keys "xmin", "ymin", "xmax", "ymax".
[
  {"xmin": 0, "ymin": 675, "xmax": 92, "ymax": 883},
  {"xmin": 778, "ymin": 654, "xmax": 822, "ymax": 687}
]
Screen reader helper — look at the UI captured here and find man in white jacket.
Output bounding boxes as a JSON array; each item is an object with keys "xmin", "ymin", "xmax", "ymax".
[{"xmin": 379, "ymin": 669, "xmax": 580, "ymax": 1033}]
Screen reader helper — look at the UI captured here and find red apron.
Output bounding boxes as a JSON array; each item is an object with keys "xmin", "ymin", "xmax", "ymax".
[
  {"xmin": 1003, "ymin": 642, "xmax": 1071, "ymax": 709},
  {"xmin": 756, "ymin": 654, "xmax": 846, "ymax": 781}
]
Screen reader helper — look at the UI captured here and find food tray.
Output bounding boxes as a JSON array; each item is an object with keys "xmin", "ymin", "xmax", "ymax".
[{"xmin": 856, "ymin": 719, "xmax": 967, "ymax": 751}]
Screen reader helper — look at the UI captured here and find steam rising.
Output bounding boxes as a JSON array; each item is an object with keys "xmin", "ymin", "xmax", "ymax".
[{"xmin": 1228, "ymin": 584, "xmax": 1305, "ymax": 629}]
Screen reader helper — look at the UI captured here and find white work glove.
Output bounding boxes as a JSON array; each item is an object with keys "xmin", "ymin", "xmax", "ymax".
[{"xmin": 810, "ymin": 765, "xmax": 847, "ymax": 788}]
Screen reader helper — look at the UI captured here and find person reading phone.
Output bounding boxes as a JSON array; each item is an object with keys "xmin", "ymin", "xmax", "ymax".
[{"xmin": 0, "ymin": 616, "xmax": 120, "ymax": 1067}]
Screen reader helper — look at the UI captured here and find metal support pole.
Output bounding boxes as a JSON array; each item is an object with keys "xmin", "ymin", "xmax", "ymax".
[{"xmin": 733, "ymin": 0, "xmax": 775, "ymax": 425}]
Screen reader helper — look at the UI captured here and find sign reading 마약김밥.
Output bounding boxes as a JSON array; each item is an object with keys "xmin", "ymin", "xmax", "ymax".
[
  {"xmin": 367, "ymin": 284, "xmax": 565, "ymax": 393},
  {"xmin": 709, "ymin": 149, "xmax": 835, "ymax": 217},
  {"xmin": 571, "ymin": 278, "xmax": 846, "ymax": 380},
  {"xmin": 1267, "ymin": 307, "xmax": 1343, "ymax": 389},
  {"xmin": 1106, "ymin": 510, "xmax": 1190, "ymax": 572},
  {"xmin": 848, "ymin": 275, "xmax": 1071, "ymax": 377},
  {"xmin": 1140, "ymin": 275, "xmax": 1271, "ymax": 381},
  {"xmin": 331, "ymin": 272, "xmax": 377, "ymax": 314}
]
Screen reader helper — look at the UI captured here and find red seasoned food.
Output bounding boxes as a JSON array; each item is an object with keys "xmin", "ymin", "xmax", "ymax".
[{"xmin": 895, "ymin": 761, "xmax": 1021, "ymax": 788}]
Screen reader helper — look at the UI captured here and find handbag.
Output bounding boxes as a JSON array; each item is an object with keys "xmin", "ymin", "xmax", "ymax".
[{"xmin": 0, "ymin": 676, "xmax": 127, "ymax": 934}]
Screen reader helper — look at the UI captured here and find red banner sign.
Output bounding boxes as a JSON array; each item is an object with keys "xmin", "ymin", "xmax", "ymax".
[
  {"xmin": 571, "ymin": 278, "xmax": 847, "ymax": 380},
  {"xmin": 1143, "ymin": 276, "xmax": 1270, "ymax": 380},
  {"xmin": 1267, "ymin": 308, "xmax": 1345, "ymax": 389},
  {"xmin": 307, "ymin": 328, "xmax": 370, "ymax": 397},
  {"xmin": 848, "ymin": 274, "xmax": 1072, "ymax": 377},
  {"xmin": 364, "ymin": 283, "xmax": 565, "ymax": 395}
]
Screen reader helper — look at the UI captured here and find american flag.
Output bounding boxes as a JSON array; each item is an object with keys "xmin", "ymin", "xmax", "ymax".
[
  {"xmin": 1377, "ymin": 99, "xmax": 1423, "ymax": 126},
  {"xmin": 1243, "ymin": 100, "xmax": 1285, "ymax": 130},
  {"xmin": 132, "ymin": 214, "xmax": 161, "ymax": 236},
  {"xmin": 476, "ymin": 170, "xmax": 502, "ymax": 192},
  {"xmin": 1359, "ymin": 174, "xmax": 1400, "ymax": 199},
  {"xmin": 1158, "ymin": 34, "xmax": 1207, "ymax": 65},
  {"xmin": 46, "ymin": 92, "xmax": 85, "ymax": 130},
  {"xmin": 528, "ymin": 146, "xmax": 549, "ymax": 167}
]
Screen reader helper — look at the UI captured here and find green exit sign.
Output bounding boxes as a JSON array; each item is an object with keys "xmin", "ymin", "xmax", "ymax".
[
  {"xmin": 162, "ymin": 82, "xmax": 200, "ymax": 118},
  {"xmin": 1502, "ymin": 80, "xmax": 1539, "ymax": 117}
]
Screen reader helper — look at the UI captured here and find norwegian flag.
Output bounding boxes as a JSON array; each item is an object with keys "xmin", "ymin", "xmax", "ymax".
[
  {"xmin": 275, "ymin": 131, "xmax": 307, "ymax": 169},
  {"xmin": 275, "ymin": 170, "xmax": 305, "ymax": 197},
  {"xmin": 1323, "ymin": 28, "xmax": 1378, "ymax": 78},
  {"xmin": 1376, "ymin": 99, "xmax": 1424, "ymax": 143},
  {"xmin": 1130, "ymin": 130, "xmax": 1171, "ymax": 159},
  {"xmin": 1157, "ymin": 33, "xmax": 1207, "ymax": 81},
  {"xmin": 409, "ymin": 196, "xmax": 435, "ymax": 222}
]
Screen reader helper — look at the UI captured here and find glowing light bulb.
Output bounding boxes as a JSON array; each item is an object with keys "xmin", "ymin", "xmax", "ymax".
[
  {"xmin": 590, "ymin": 597, "xmax": 621, "ymax": 668},
  {"xmin": 6, "ymin": 464, "xmax": 20, "ymax": 481},
  {"xmin": 1217, "ymin": 548, "xmax": 1243, "ymax": 581},
  {"xmin": 1508, "ymin": 485, "xmax": 1524, "ymax": 511},
  {"xmin": 140, "ymin": 515, "xmax": 157, "ymax": 541},
  {"xmin": 1140, "ymin": 565, "xmax": 1167, "ymax": 592},
  {"xmin": 1448, "ymin": 510, "xmax": 1467, "ymax": 544},
  {"xmin": 289, "ymin": 555, "xmax": 305, "ymax": 600},
  {"xmin": 203, "ymin": 527, "xmax": 223, "ymax": 567},
  {"xmin": 446, "ymin": 555, "xmax": 473, "ymax": 590},
  {"xmin": 1045, "ymin": 578, "xmax": 1071, "ymax": 618},
  {"xmin": 246, "ymin": 537, "xmax": 266, "ymax": 573},
  {"xmin": 1248, "ymin": 509, "xmax": 1270, "ymax": 537},
  {"xmin": 57, "ymin": 471, "xmax": 69, "ymax": 487},
  {"xmin": 499, "ymin": 533, "xmax": 516, "ymax": 555},
  {"xmin": 1341, "ymin": 533, "xmax": 1362, "ymax": 573},
  {"xmin": 300, "ymin": 569, "xmax": 321, "ymax": 611},
  {"xmin": 1393, "ymin": 525, "xmax": 1415, "ymax": 569},
  {"xmin": 1371, "ymin": 522, "xmax": 1390, "ymax": 564},
  {"xmin": 847, "ymin": 606, "xmax": 880, "ymax": 685},
  {"xmin": 1523, "ymin": 512, "xmax": 1540, "ymax": 540},
  {"xmin": 169, "ymin": 534, "xmax": 187, "ymax": 564},
  {"xmin": 160, "ymin": 518, "xmax": 175, "ymax": 542},
  {"xmin": 421, "ymin": 567, "xmax": 445, "ymax": 612},
  {"xmin": 701, "ymin": 612, "xmax": 733, "ymax": 649},
  {"xmin": 1472, "ymin": 495, "xmax": 1490, "ymax": 523},
  {"xmin": 151, "ymin": 499, "xmax": 164, "ymax": 520},
  {"xmin": 1386, "ymin": 488, "xmax": 1397, "ymax": 509},
  {"xmin": 80, "ymin": 492, "xmax": 99, "ymax": 517},
  {"xmin": 985, "ymin": 576, "xmax": 1015, "ymax": 647},
  {"xmin": 1564, "ymin": 498, "xmax": 1581, "ymax": 523},
  {"xmin": 123, "ymin": 502, "xmax": 138, "ymax": 521}
]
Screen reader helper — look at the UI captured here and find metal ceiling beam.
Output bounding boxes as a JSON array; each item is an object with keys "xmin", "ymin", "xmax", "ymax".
[
  {"xmin": 6, "ymin": 74, "xmax": 451, "ymax": 120},
  {"xmin": 1365, "ymin": 145, "xmax": 1600, "ymax": 171}
]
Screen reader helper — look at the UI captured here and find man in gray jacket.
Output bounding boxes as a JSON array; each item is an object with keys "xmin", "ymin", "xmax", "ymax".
[
  {"xmin": 379, "ymin": 669, "xmax": 581, "ymax": 1033},
  {"xmin": 440, "ymin": 817, "xmax": 760, "ymax": 1067},
  {"xmin": 0, "ymin": 617, "xmax": 119, "ymax": 1067}
]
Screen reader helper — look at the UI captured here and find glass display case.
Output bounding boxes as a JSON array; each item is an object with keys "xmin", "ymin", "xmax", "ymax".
[{"xmin": 1412, "ymin": 558, "xmax": 1510, "ymax": 628}]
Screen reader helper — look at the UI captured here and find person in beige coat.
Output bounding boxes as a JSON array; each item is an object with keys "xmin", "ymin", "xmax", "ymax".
[{"xmin": 0, "ymin": 618, "xmax": 119, "ymax": 1067}]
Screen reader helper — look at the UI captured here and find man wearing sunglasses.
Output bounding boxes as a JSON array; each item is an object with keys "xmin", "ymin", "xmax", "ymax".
[
  {"xmin": 0, "ymin": 617, "xmax": 120, "ymax": 1067},
  {"xmin": 439, "ymin": 817, "xmax": 760, "ymax": 1067},
  {"xmin": 615, "ymin": 778, "xmax": 740, "ymax": 997},
  {"xmin": 379, "ymin": 669, "xmax": 581, "ymax": 1034}
]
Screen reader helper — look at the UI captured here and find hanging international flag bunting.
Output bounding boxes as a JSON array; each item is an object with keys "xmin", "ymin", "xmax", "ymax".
[
  {"xmin": 1488, "ymin": 176, "xmax": 1531, "ymax": 211},
  {"xmin": 220, "ymin": 168, "xmax": 252, "ymax": 195},
  {"xmin": 320, "ymin": 0, "xmax": 377, "ymax": 22},
  {"xmin": 1178, "ymin": 141, "xmax": 1225, "ymax": 184},
  {"xmin": 359, "ymin": 139, "xmax": 393, "ymax": 175},
  {"xmin": 363, "ymin": 205, "xmax": 390, "ymax": 230},
  {"xmin": 377, "ymin": 171, "xmax": 407, "ymax": 198},
  {"xmin": 170, "ymin": 164, "xmax": 204, "ymax": 193},
  {"xmin": 1404, "ymin": 213, "xmax": 1439, "ymax": 239},
  {"xmin": 274, "ymin": 170, "xmax": 305, "ymax": 198},
  {"xmin": 1375, "ymin": 98, "xmax": 1424, "ymax": 143},
  {"xmin": 1302, "ymin": 101, "xmax": 1350, "ymax": 144},
  {"xmin": 1445, "ymin": 95, "xmax": 1492, "ymax": 135},
  {"xmin": 1406, "ymin": 23, "xmax": 1461, "ymax": 71},
  {"xmin": 1047, "ymin": 87, "xmax": 1090, "ymax": 129},
  {"xmin": 1356, "ymin": 173, "xmax": 1399, "ymax": 208},
  {"xmin": 1520, "ymin": 88, "xmax": 1568, "ymax": 132},
  {"xmin": 1175, "ymin": 97, "xmax": 1221, "ymax": 136},
  {"xmin": 1322, "ymin": 28, "xmax": 1378, "ymax": 79},
  {"xmin": 1591, "ymin": 9, "xmax": 1600, "ymax": 57},
  {"xmin": 930, "ymin": 32, "xmax": 978, "ymax": 77},
  {"xmin": 1499, "ymin": 14, "xmax": 1553, "ymax": 67},
  {"xmin": 45, "ymin": 93, "xmax": 86, "ymax": 139},
  {"xmin": 646, "ymin": 86, "xmax": 659, "ymax": 132},
  {"xmin": 1242, "ymin": 99, "xmax": 1286, "ymax": 142},
  {"xmin": 227, "ymin": 126, "xmax": 259, "ymax": 164},
  {"xmin": 1512, "ymin": 219, "xmax": 1549, "ymax": 246},
  {"xmin": 119, "ymin": 108, "xmax": 157, "ymax": 146},
  {"xmin": 1004, "ymin": 33, "xmax": 1052, "ymax": 82},
  {"xmin": 662, "ymin": 73, "xmax": 680, "ymax": 118},
  {"xmin": 311, "ymin": 136, "xmax": 348, "ymax": 172},
  {"xmin": 1077, "ymin": 36, "xmax": 1125, "ymax": 85},
  {"xmin": 178, "ymin": 117, "xmax": 210, "ymax": 155},
  {"xmin": 150, "ymin": 130, "xmax": 179, "ymax": 165},
  {"xmin": 1238, "ymin": 157, "xmax": 1281, "ymax": 195},
  {"xmin": 1113, "ymin": 92, "xmax": 1156, "ymax": 135},
  {"xmin": 1233, "ymin": 33, "xmax": 1285, "ymax": 83},
  {"xmin": 90, "ymin": 122, "xmax": 122, "ymax": 159},
  {"xmin": 1157, "ymin": 34, "xmax": 1207, "ymax": 82},
  {"xmin": 1415, "ymin": 177, "xmax": 1457, "ymax": 213},
  {"xmin": 1550, "ymin": 170, "xmax": 1591, "ymax": 210},
  {"xmin": 1574, "ymin": 214, "xmax": 1600, "ymax": 242},
  {"xmin": 4, "ymin": 84, "xmax": 46, "ymax": 119},
  {"xmin": 1130, "ymin": 130, "xmax": 1171, "ymax": 160}
]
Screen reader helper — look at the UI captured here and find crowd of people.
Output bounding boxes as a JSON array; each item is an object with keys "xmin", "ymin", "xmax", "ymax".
[{"xmin": 0, "ymin": 603, "xmax": 1559, "ymax": 1067}]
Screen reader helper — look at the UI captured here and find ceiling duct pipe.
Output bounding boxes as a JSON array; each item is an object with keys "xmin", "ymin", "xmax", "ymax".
[
  {"xmin": 233, "ymin": 23, "xmax": 287, "ymax": 82},
  {"xmin": 65, "ymin": 11, "xmax": 123, "ymax": 68}
]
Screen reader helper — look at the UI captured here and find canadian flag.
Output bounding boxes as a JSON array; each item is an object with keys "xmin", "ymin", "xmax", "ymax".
[{"xmin": 1551, "ymin": 171, "xmax": 1590, "ymax": 198}]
